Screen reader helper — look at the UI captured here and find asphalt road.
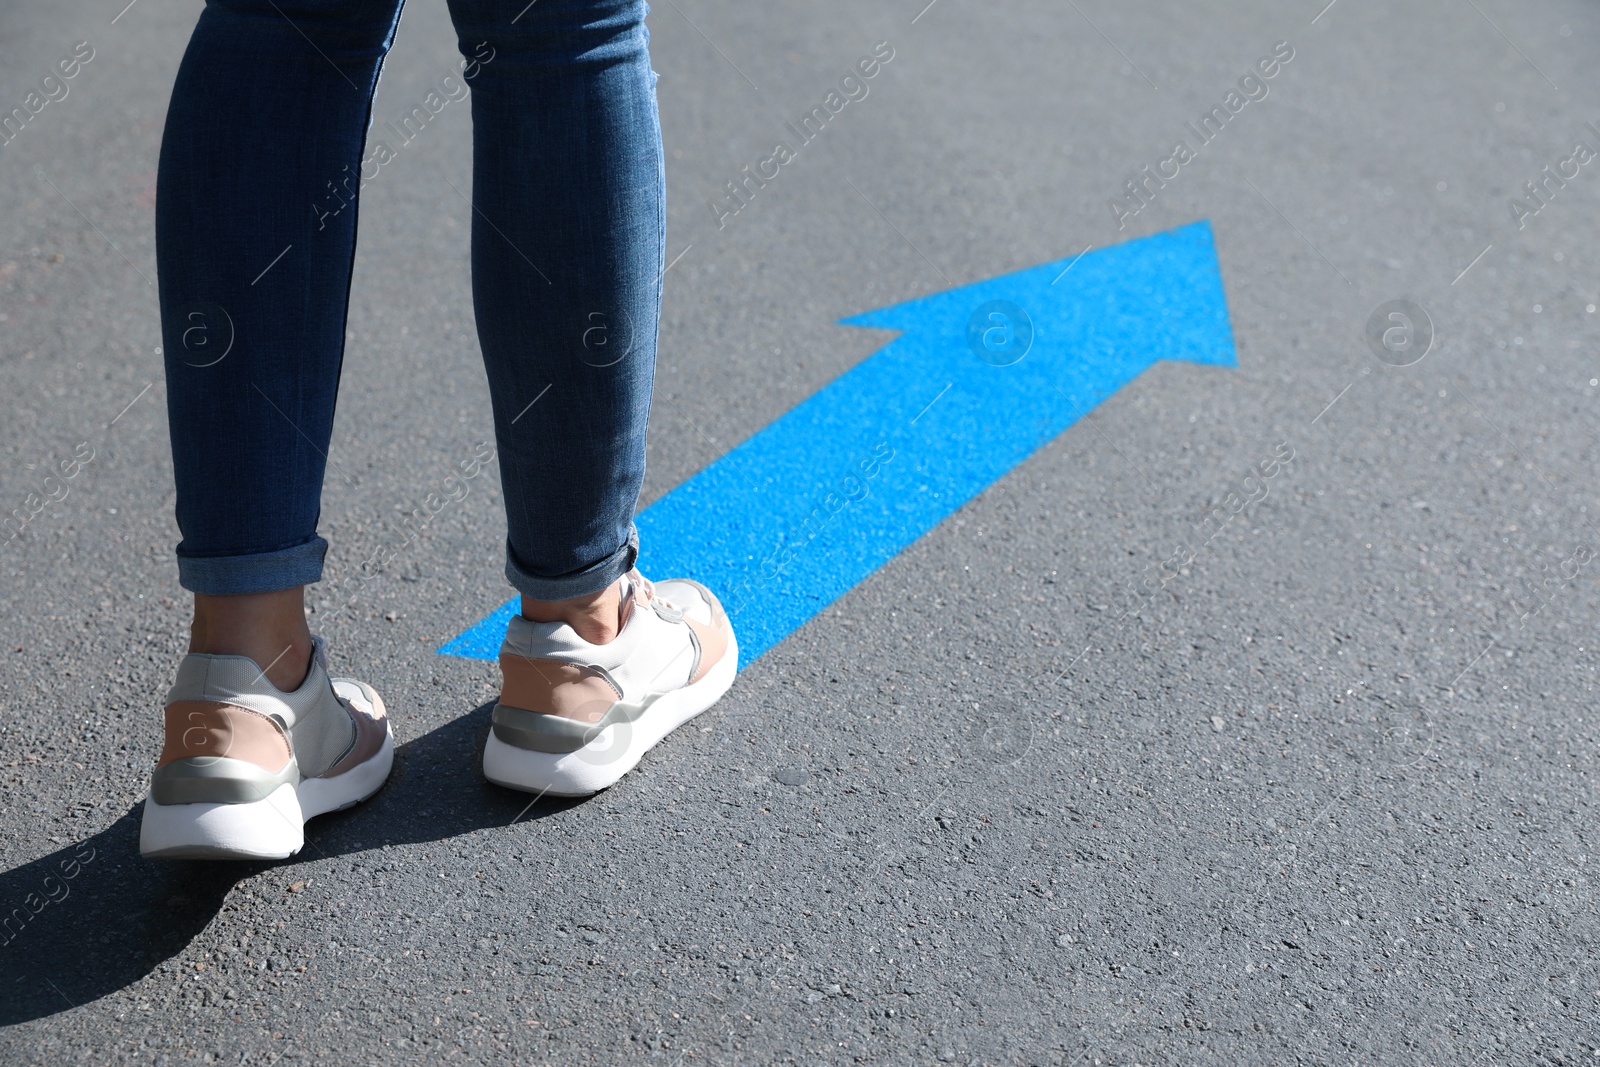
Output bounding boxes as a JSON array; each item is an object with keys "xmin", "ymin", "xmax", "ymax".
[{"xmin": 2, "ymin": 0, "xmax": 1600, "ymax": 1063}]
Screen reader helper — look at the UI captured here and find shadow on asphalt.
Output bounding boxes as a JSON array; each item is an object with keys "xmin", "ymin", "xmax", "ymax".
[{"xmin": 0, "ymin": 700, "xmax": 584, "ymax": 1024}]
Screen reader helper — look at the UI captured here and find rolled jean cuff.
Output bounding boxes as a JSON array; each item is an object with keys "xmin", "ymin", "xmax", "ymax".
[
  {"xmin": 505, "ymin": 525, "xmax": 639, "ymax": 602},
  {"xmin": 176, "ymin": 537, "xmax": 328, "ymax": 596}
]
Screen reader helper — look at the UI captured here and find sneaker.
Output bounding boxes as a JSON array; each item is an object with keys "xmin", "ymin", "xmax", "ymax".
[
  {"xmin": 139, "ymin": 638, "xmax": 394, "ymax": 860},
  {"xmin": 483, "ymin": 570, "xmax": 738, "ymax": 796}
]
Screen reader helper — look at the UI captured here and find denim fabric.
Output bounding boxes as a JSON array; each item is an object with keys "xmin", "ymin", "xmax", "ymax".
[{"xmin": 156, "ymin": 0, "xmax": 663, "ymax": 600}]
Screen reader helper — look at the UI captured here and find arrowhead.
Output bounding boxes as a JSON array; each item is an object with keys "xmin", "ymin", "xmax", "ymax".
[
  {"xmin": 440, "ymin": 219, "xmax": 1237, "ymax": 666},
  {"xmin": 838, "ymin": 219, "xmax": 1235, "ymax": 370}
]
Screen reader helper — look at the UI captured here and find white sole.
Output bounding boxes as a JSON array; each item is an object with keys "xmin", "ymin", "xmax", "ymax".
[
  {"xmin": 139, "ymin": 724, "xmax": 394, "ymax": 861},
  {"xmin": 483, "ymin": 630, "xmax": 739, "ymax": 797}
]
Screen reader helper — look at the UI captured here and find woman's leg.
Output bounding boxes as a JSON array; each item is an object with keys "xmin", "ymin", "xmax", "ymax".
[
  {"xmin": 443, "ymin": 0, "xmax": 665, "ymax": 644},
  {"xmin": 445, "ymin": 0, "xmax": 738, "ymax": 799},
  {"xmin": 144, "ymin": 0, "xmax": 405, "ymax": 860},
  {"xmin": 156, "ymin": 0, "xmax": 406, "ymax": 686}
]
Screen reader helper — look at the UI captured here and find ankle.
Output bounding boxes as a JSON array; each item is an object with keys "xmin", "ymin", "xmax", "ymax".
[
  {"xmin": 521, "ymin": 579, "xmax": 624, "ymax": 645},
  {"xmin": 189, "ymin": 588, "xmax": 314, "ymax": 691}
]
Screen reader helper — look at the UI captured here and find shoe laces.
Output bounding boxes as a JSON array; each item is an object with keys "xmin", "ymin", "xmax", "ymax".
[{"xmin": 626, "ymin": 570, "xmax": 679, "ymax": 612}]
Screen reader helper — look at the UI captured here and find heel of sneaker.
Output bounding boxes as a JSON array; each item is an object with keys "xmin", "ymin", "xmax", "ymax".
[
  {"xmin": 483, "ymin": 729, "xmax": 641, "ymax": 797},
  {"xmin": 139, "ymin": 783, "xmax": 304, "ymax": 860},
  {"xmin": 484, "ymin": 630, "xmax": 739, "ymax": 797}
]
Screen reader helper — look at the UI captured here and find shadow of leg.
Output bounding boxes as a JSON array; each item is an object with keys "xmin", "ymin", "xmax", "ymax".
[
  {"xmin": 0, "ymin": 700, "xmax": 585, "ymax": 1022},
  {"xmin": 0, "ymin": 810, "xmax": 246, "ymax": 1024}
]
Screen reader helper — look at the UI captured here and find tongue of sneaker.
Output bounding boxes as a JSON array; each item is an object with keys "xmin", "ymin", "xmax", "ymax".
[{"xmin": 616, "ymin": 575, "xmax": 640, "ymax": 630}]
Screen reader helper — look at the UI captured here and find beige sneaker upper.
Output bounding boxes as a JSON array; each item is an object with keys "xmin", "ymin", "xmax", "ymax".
[
  {"xmin": 158, "ymin": 638, "xmax": 360, "ymax": 778},
  {"xmin": 494, "ymin": 572, "xmax": 732, "ymax": 748}
]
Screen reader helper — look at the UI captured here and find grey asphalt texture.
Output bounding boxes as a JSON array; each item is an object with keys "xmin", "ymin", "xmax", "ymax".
[{"xmin": 2, "ymin": 0, "xmax": 1599, "ymax": 1062}]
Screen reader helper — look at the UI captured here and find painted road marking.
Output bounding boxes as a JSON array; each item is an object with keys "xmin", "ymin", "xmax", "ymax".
[{"xmin": 440, "ymin": 219, "xmax": 1236, "ymax": 666}]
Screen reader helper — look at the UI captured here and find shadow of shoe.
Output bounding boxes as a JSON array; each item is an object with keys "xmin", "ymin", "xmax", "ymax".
[
  {"xmin": 305, "ymin": 699, "xmax": 586, "ymax": 857},
  {"xmin": 0, "ymin": 700, "xmax": 582, "ymax": 1023}
]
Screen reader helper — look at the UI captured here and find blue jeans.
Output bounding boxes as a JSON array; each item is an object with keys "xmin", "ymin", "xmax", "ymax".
[{"xmin": 156, "ymin": 0, "xmax": 663, "ymax": 600}]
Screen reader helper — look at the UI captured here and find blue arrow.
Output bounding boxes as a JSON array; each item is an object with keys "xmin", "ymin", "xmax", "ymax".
[{"xmin": 439, "ymin": 219, "xmax": 1235, "ymax": 667}]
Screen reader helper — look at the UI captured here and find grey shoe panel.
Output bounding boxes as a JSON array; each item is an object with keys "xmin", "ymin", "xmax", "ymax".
[
  {"xmin": 491, "ymin": 693, "xmax": 662, "ymax": 754},
  {"xmin": 284, "ymin": 661, "xmax": 357, "ymax": 780},
  {"xmin": 492, "ymin": 704, "xmax": 603, "ymax": 753},
  {"xmin": 150, "ymin": 756, "xmax": 300, "ymax": 805},
  {"xmin": 322, "ymin": 678, "xmax": 379, "ymax": 773}
]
